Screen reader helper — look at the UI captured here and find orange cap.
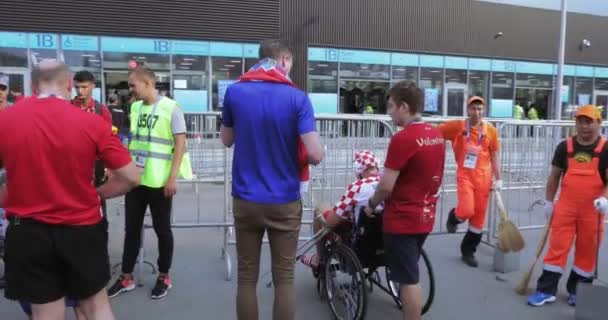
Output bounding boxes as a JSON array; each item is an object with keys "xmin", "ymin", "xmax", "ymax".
[
  {"xmin": 467, "ymin": 96, "xmax": 485, "ymax": 106},
  {"xmin": 575, "ymin": 105, "xmax": 602, "ymax": 121}
]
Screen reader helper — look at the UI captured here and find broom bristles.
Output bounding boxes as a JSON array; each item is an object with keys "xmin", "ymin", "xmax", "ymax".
[{"xmin": 515, "ymin": 260, "xmax": 537, "ymax": 295}]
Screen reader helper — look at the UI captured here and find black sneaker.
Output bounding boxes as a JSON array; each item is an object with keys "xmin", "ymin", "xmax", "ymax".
[
  {"xmin": 151, "ymin": 276, "xmax": 172, "ymax": 299},
  {"xmin": 0, "ymin": 275, "xmax": 5, "ymax": 290},
  {"xmin": 461, "ymin": 254, "xmax": 479, "ymax": 268},
  {"xmin": 107, "ymin": 276, "xmax": 136, "ymax": 298}
]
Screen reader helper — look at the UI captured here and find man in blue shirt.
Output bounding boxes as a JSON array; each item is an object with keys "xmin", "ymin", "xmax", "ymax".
[{"xmin": 221, "ymin": 39, "xmax": 324, "ymax": 320}]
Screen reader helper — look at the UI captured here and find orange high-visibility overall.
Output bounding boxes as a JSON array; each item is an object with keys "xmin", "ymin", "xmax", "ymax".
[
  {"xmin": 441, "ymin": 120, "xmax": 498, "ymax": 233},
  {"xmin": 543, "ymin": 137, "xmax": 605, "ymax": 277}
]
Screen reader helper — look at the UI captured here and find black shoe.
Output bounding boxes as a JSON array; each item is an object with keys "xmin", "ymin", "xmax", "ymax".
[
  {"xmin": 0, "ymin": 276, "xmax": 5, "ymax": 290},
  {"xmin": 461, "ymin": 254, "xmax": 479, "ymax": 268},
  {"xmin": 446, "ymin": 208, "xmax": 459, "ymax": 233},
  {"xmin": 151, "ymin": 276, "xmax": 172, "ymax": 299},
  {"xmin": 107, "ymin": 276, "xmax": 136, "ymax": 298}
]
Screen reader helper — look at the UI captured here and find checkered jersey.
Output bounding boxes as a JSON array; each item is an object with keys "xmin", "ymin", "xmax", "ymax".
[{"xmin": 334, "ymin": 175, "xmax": 381, "ymax": 219}]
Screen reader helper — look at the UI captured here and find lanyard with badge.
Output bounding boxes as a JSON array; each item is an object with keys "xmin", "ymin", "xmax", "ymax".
[
  {"xmin": 133, "ymin": 96, "xmax": 162, "ymax": 171},
  {"xmin": 463, "ymin": 120, "xmax": 484, "ymax": 169}
]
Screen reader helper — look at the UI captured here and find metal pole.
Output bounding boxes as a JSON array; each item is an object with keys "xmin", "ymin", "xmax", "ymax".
[{"xmin": 555, "ymin": 0, "xmax": 567, "ymax": 120}]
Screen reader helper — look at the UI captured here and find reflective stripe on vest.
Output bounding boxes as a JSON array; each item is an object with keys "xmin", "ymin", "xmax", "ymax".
[{"xmin": 129, "ymin": 97, "xmax": 193, "ymax": 187}]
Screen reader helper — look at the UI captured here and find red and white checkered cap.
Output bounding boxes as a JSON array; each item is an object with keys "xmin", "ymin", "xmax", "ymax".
[{"xmin": 353, "ymin": 150, "xmax": 379, "ymax": 176}]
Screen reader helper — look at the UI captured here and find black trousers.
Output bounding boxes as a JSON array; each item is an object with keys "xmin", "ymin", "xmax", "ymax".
[{"xmin": 121, "ymin": 186, "xmax": 174, "ymax": 274}]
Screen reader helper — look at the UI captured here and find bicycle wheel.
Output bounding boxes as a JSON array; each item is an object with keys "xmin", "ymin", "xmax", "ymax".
[
  {"xmin": 324, "ymin": 243, "xmax": 368, "ymax": 320},
  {"xmin": 385, "ymin": 248, "xmax": 435, "ymax": 315}
]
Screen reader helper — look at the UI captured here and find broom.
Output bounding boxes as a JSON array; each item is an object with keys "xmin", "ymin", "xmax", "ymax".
[
  {"xmin": 494, "ymin": 190, "xmax": 525, "ymax": 252},
  {"xmin": 515, "ymin": 217, "xmax": 552, "ymax": 295}
]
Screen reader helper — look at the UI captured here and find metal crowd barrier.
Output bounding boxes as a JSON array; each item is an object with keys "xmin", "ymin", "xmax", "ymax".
[{"xmin": 124, "ymin": 113, "xmax": 608, "ymax": 282}]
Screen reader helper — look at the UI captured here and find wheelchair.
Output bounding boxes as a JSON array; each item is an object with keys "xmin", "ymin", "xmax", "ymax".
[{"xmin": 310, "ymin": 208, "xmax": 436, "ymax": 320}]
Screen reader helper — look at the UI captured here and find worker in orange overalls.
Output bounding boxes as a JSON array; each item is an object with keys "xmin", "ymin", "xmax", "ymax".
[
  {"xmin": 528, "ymin": 105, "xmax": 608, "ymax": 307},
  {"xmin": 439, "ymin": 96, "xmax": 502, "ymax": 268}
]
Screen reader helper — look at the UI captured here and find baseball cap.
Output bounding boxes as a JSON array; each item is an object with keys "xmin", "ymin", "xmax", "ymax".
[
  {"xmin": 467, "ymin": 96, "xmax": 485, "ymax": 106},
  {"xmin": 0, "ymin": 73, "xmax": 8, "ymax": 87},
  {"xmin": 575, "ymin": 105, "xmax": 602, "ymax": 121}
]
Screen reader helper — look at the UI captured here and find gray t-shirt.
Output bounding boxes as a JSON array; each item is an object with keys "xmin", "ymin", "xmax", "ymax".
[{"xmin": 171, "ymin": 105, "xmax": 186, "ymax": 134}]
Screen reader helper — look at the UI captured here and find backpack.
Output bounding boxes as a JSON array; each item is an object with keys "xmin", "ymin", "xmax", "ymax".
[{"xmin": 93, "ymin": 101, "xmax": 107, "ymax": 187}]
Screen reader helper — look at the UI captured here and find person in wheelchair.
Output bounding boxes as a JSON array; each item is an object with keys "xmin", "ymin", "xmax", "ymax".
[{"xmin": 300, "ymin": 150, "xmax": 381, "ymax": 273}]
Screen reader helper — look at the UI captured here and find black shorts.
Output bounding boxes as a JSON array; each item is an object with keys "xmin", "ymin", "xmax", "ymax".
[
  {"xmin": 384, "ymin": 233, "xmax": 428, "ymax": 285},
  {"xmin": 4, "ymin": 218, "xmax": 110, "ymax": 304}
]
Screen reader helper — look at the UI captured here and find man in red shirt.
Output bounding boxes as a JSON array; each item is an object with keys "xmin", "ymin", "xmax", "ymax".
[
  {"xmin": 72, "ymin": 71, "xmax": 112, "ymax": 123},
  {"xmin": 72, "ymin": 71, "xmax": 113, "ymax": 215},
  {"xmin": 364, "ymin": 81, "xmax": 445, "ymax": 320},
  {"xmin": 0, "ymin": 61, "xmax": 139, "ymax": 320}
]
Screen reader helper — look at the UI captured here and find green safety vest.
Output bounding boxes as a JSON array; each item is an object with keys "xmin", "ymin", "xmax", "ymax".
[
  {"xmin": 528, "ymin": 107, "xmax": 539, "ymax": 120},
  {"xmin": 513, "ymin": 105, "xmax": 524, "ymax": 120},
  {"xmin": 129, "ymin": 97, "xmax": 193, "ymax": 188}
]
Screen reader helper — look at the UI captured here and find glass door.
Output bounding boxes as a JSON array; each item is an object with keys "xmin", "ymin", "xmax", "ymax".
[
  {"xmin": 0, "ymin": 68, "xmax": 29, "ymax": 102},
  {"xmin": 594, "ymin": 90, "xmax": 608, "ymax": 120},
  {"xmin": 444, "ymin": 83, "xmax": 467, "ymax": 117}
]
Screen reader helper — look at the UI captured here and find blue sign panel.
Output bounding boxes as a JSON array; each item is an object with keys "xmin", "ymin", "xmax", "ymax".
[
  {"xmin": 172, "ymin": 40, "xmax": 209, "ymax": 56},
  {"xmin": 515, "ymin": 61, "xmax": 553, "ymax": 75},
  {"xmin": 0, "ymin": 32, "xmax": 27, "ymax": 48},
  {"xmin": 595, "ymin": 67, "xmax": 608, "ymax": 79},
  {"xmin": 243, "ymin": 44, "xmax": 260, "ymax": 58},
  {"xmin": 468, "ymin": 58, "xmax": 492, "ymax": 71},
  {"xmin": 61, "ymin": 34, "xmax": 98, "ymax": 51},
  {"xmin": 444, "ymin": 56, "xmax": 468, "ymax": 70},
  {"xmin": 30, "ymin": 33, "xmax": 58, "ymax": 49},
  {"xmin": 309, "ymin": 93, "xmax": 338, "ymax": 114},
  {"xmin": 491, "ymin": 59, "xmax": 515, "ymax": 72},
  {"xmin": 102, "ymin": 37, "xmax": 170, "ymax": 54},
  {"xmin": 424, "ymin": 88, "xmax": 440, "ymax": 112},
  {"xmin": 218, "ymin": 80, "xmax": 237, "ymax": 108},
  {"xmin": 490, "ymin": 99, "xmax": 513, "ymax": 118},
  {"xmin": 560, "ymin": 64, "xmax": 576, "ymax": 76},
  {"xmin": 308, "ymin": 47, "xmax": 338, "ymax": 62},
  {"xmin": 210, "ymin": 42, "xmax": 243, "ymax": 57},
  {"xmin": 419, "ymin": 55, "xmax": 444, "ymax": 68},
  {"xmin": 391, "ymin": 53, "xmax": 419, "ymax": 67},
  {"xmin": 174, "ymin": 90, "xmax": 208, "ymax": 113},
  {"xmin": 339, "ymin": 49, "xmax": 390, "ymax": 65},
  {"xmin": 576, "ymin": 65, "xmax": 594, "ymax": 77}
]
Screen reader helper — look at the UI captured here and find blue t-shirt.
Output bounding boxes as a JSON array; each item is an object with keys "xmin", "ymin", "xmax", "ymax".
[{"xmin": 222, "ymin": 81, "xmax": 316, "ymax": 204}]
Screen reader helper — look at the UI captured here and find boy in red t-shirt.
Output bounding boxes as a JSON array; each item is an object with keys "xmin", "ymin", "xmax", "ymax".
[{"xmin": 364, "ymin": 81, "xmax": 445, "ymax": 320}]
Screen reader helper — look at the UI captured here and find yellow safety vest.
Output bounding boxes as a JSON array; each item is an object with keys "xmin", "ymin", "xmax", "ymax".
[
  {"xmin": 129, "ymin": 97, "xmax": 193, "ymax": 188},
  {"xmin": 513, "ymin": 105, "xmax": 524, "ymax": 120},
  {"xmin": 528, "ymin": 107, "xmax": 539, "ymax": 120}
]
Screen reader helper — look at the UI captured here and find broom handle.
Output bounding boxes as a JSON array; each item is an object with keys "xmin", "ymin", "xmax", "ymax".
[
  {"xmin": 595, "ymin": 211, "xmax": 602, "ymax": 280},
  {"xmin": 494, "ymin": 190, "xmax": 509, "ymax": 222},
  {"xmin": 535, "ymin": 216, "xmax": 552, "ymax": 258}
]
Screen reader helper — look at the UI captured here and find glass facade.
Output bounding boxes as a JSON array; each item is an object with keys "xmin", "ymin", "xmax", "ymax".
[
  {"xmin": 0, "ymin": 31, "xmax": 261, "ymax": 113},
  {"xmin": 2, "ymin": 30, "xmax": 608, "ymax": 118},
  {"xmin": 308, "ymin": 46, "xmax": 608, "ymax": 119}
]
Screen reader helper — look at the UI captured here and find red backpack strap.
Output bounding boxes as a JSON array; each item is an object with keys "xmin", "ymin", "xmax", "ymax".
[{"xmin": 566, "ymin": 137, "xmax": 574, "ymax": 157}]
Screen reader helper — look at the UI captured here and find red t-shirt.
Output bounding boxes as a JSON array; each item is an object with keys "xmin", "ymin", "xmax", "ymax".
[
  {"xmin": 383, "ymin": 122, "xmax": 446, "ymax": 234},
  {"xmin": 71, "ymin": 98, "xmax": 113, "ymax": 125},
  {"xmin": 0, "ymin": 96, "xmax": 132, "ymax": 225}
]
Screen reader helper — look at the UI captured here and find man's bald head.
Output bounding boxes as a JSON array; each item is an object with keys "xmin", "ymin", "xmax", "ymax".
[{"xmin": 31, "ymin": 60, "xmax": 72, "ymax": 98}]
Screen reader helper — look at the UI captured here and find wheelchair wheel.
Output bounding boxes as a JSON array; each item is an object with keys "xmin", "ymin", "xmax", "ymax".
[
  {"xmin": 324, "ymin": 243, "xmax": 367, "ymax": 320},
  {"xmin": 385, "ymin": 248, "xmax": 435, "ymax": 315}
]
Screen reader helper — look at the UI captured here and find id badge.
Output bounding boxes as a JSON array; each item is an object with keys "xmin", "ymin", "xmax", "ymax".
[
  {"xmin": 463, "ymin": 145, "xmax": 480, "ymax": 169},
  {"xmin": 463, "ymin": 152, "xmax": 478, "ymax": 169},
  {"xmin": 135, "ymin": 155, "xmax": 147, "ymax": 170}
]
